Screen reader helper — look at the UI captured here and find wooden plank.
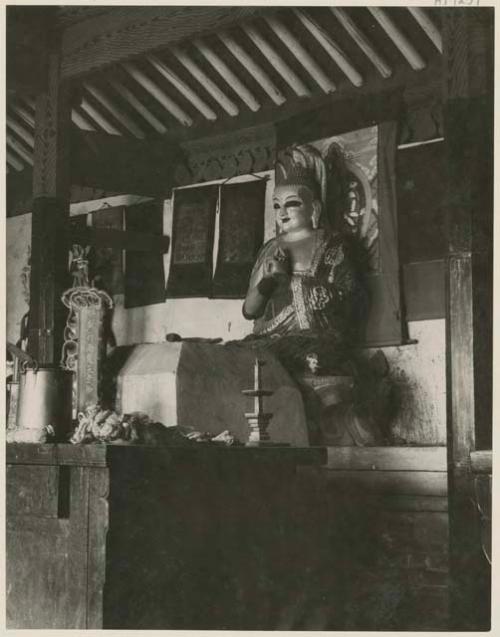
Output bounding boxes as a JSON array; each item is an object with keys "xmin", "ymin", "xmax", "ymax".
[
  {"xmin": 6, "ymin": 517, "xmax": 72, "ymax": 628},
  {"xmin": 6, "ymin": 465, "xmax": 60, "ymax": 518},
  {"xmin": 6, "ymin": 443, "xmax": 58, "ymax": 465},
  {"xmin": 470, "ymin": 450, "xmax": 492, "ymax": 475},
  {"xmin": 60, "ymin": 7, "xmax": 268, "ymax": 80},
  {"xmin": 382, "ymin": 495, "xmax": 448, "ymax": 512},
  {"xmin": 67, "ymin": 467, "xmax": 91, "ymax": 629},
  {"xmin": 325, "ymin": 446, "xmax": 447, "ymax": 471},
  {"xmin": 6, "ymin": 443, "xmax": 326, "ymax": 469},
  {"xmin": 5, "ymin": 465, "xmax": 90, "ymax": 628},
  {"xmin": 86, "ymin": 468, "xmax": 110, "ymax": 628},
  {"xmin": 71, "ymin": 225, "xmax": 170, "ymax": 253},
  {"xmin": 324, "ymin": 470, "xmax": 447, "ymax": 496}
]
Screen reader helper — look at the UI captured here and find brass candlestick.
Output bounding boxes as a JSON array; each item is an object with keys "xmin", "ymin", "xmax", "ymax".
[{"xmin": 242, "ymin": 359, "xmax": 275, "ymax": 445}]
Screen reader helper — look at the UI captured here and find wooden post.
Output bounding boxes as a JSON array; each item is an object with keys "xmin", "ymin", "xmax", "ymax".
[
  {"xmin": 442, "ymin": 8, "xmax": 492, "ymax": 630},
  {"xmin": 28, "ymin": 40, "xmax": 72, "ymax": 364}
]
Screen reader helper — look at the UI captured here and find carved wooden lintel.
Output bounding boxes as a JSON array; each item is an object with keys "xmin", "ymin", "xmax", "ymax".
[{"xmin": 176, "ymin": 124, "xmax": 276, "ymax": 186}]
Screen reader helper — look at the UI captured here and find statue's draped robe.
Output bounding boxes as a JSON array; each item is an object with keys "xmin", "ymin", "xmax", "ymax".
[{"xmin": 245, "ymin": 229, "xmax": 363, "ymax": 374}]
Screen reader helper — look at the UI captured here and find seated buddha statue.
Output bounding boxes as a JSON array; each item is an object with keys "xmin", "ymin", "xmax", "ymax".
[
  {"xmin": 242, "ymin": 144, "xmax": 387, "ymax": 446},
  {"xmin": 243, "ymin": 144, "xmax": 365, "ymax": 376}
]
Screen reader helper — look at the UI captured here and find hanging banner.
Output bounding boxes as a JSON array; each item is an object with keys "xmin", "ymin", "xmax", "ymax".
[
  {"xmin": 166, "ymin": 185, "xmax": 218, "ymax": 298},
  {"xmin": 125, "ymin": 200, "xmax": 165, "ymax": 308},
  {"xmin": 92, "ymin": 206, "xmax": 124, "ymax": 295},
  {"xmin": 212, "ymin": 179, "xmax": 267, "ymax": 299}
]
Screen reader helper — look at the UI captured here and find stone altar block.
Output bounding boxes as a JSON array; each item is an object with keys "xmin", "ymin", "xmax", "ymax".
[{"xmin": 115, "ymin": 341, "xmax": 309, "ymax": 446}]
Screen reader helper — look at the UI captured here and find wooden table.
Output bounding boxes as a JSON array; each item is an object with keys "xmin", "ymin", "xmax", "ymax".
[{"xmin": 6, "ymin": 443, "xmax": 326, "ymax": 629}]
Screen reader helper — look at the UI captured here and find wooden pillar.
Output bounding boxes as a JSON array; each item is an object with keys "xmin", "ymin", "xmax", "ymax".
[
  {"xmin": 442, "ymin": 8, "xmax": 493, "ymax": 630},
  {"xmin": 28, "ymin": 40, "xmax": 72, "ymax": 364}
]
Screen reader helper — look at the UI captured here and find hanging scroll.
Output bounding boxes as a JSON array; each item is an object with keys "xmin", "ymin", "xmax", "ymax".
[
  {"xmin": 92, "ymin": 205, "xmax": 124, "ymax": 294},
  {"xmin": 166, "ymin": 185, "xmax": 218, "ymax": 298},
  {"xmin": 212, "ymin": 179, "xmax": 267, "ymax": 298},
  {"xmin": 125, "ymin": 200, "xmax": 165, "ymax": 308}
]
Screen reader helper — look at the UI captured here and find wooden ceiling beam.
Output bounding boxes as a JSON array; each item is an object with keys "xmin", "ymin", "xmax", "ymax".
[
  {"xmin": 83, "ymin": 82, "xmax": 146, "ymax": 138},
  {"xmin": 6, "ymin": 117, "xmax": 35, "ymax": 148},
  {"xmin": 60, "ymin": 6, "xmax": 268, "ymax": 80},
  {"xmin": 408, "ymin": 8, "xmax": 443, "ymax": 54},
  {"xmin": 147, "ymin": 54, "xmax": 217, "ymax": 121},
  {"xmin": 294, "ymin": 9, "xmax": 364, "ymax": 88},
  {"xmin": 244, "ymin": 24, "xmax": 311, "ymax": 98},
  {"xmin": 194, "ymin": 38, "xmax": 261, "ymax": 112},
  {"xmin": 6, "ymin": 134, "xmax": 34, "ymax": 165},
  {"xmin": 6, "ymin": 151, "xmax": 24, "ymax": 171},
  {"xmin": 71, "ymin": 109, "xmax": 96, "ymax": 131},
  {"xmin": 331, "ymin": 8, "xmax": 393, "ymax": 79},
  {"xmin": 80, "ymin": 98, "xmax": 122, "ymax": 135},
  {"xmin": 12, "ymin": 104, "xmax": 35, "ymax": 128},
  {"xmin": 172, "ymin": 46, "xmax": 239, "ymax": 117},
  {"xmin": 123, "ymin": 61, "xmax": 193, "ymax": 127},
  {"xmin": 110, "ymin": 79, "xmax": 168, "ymax": 134},
  {"xmin": 369, "ymin": 8, "xmax": 426, "ymax": 71},
  {"xmin": 264, "ymin": 16, "xmax": 336, "ymax": 94},
  {"xmin": 219, "ymin": 30, "xmax": 286, "ymax": 106}
]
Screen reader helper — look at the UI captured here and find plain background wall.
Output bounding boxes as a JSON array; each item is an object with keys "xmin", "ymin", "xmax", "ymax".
[{"xmin": 6, "ymin": 173, "xmax": 446, "ymax": 444}]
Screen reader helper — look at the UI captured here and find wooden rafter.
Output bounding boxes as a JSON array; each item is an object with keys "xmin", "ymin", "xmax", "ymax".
[
  {"xmin": 6, "ymin": 117, "xmax": 35, "ymax": 148},
  {"xmin": 264, "ymin": 16, "xmax": 336, "ymax": 94},
  {"xmin": 80, "ymin": 98, "xmax": 122, "ymax": 135},
  {"xmin": 6, "ymin": 151, "xmax": 24, "ymax": 171},
  {"xmin": 193, "ymin": 38, "xmax": 261, "ymax": 112},
  {"xmin": 369, "ymin": 8, "xmax": 426, "ymax": 71},
  {"xmin": 294, "ymin": 9, "xmax": 364, "ymax": 88},
  {"xmin": 83, "ymin": 82, "xmax": 146, "ymax": 138},
  {"xmin": 219, "ymin": 30, "xmax": 286, "ymax": 105},
  {"xmin": 6, "ymin": 134, "xmax": 34, "ymax": 165},
  {"xmin": 172, "ymin": 46, "xmax": 239, "ymax": 116},
  {"xmin": 12, "ymin": 104, "xmax": 35, "ymax": 127},
  {"xmin": 244, "ymin": 24, "xmax": 311, "ymax": 98},
  {"xmin": 110, "ymin": 79, "xmax": 168, "ymax": 133},
  {"xmin": 331, "ymin": 8, "xmax": 393, "ymax": 79},
  {"xmin": 147, "ymin": 54, "xmax": 217, "ymax": 121},
  {"xmin": 71, "ymin": 109, "xmax": 96, "ymax": 132},
  {"xmin": 60, "ymin": 6, "xmax": 267, "ymax": 80},
  {"xmin": 408, "ymin": 8, "xmax": 443, "ymax": 54},
  {"xmin": 123, "ymin": 61, "xmax": 193, "ymax": 127}
]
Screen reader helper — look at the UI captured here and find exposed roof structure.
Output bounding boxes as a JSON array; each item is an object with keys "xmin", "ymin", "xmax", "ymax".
[{"xmin": 6, "ymin": 7, "xmax": 443, "ymax": 178}]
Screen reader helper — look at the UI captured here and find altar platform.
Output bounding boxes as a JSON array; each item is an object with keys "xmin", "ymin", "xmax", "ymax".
[{"xmin": 6, "ymin": 443, "xmax": 326, "ymax": 629}]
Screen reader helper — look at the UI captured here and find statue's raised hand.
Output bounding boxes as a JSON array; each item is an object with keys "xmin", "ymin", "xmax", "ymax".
[{"xmin": 263, "ymin": 246, "xmax": 290, "ymax": 279}]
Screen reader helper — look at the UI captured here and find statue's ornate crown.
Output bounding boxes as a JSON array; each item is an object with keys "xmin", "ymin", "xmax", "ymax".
[{"xmin": 274, "ymin": 147, "xmax": 321, "ymax": 198}]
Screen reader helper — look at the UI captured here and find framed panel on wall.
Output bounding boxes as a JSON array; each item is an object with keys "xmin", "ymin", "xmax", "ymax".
[{"xmin": 166, "ymin": 185, "xmax": 218, "ymax": 298}]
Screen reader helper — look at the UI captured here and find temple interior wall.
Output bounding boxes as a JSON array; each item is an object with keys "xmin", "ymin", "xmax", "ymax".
[{"xmin": 6, "ymin": 174, "xmax": 446, "ymax": 445}]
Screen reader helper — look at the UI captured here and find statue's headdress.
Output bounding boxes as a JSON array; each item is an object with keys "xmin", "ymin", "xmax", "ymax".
[
  {"xmin": 275, "ymin": 143, "xmax": 349, "ymax": 233},
  {"xmin": 275, "ymin": 145, "xmax": 326, "ymax": 205}
]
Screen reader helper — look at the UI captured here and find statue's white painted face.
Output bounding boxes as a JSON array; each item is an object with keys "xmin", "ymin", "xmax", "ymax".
[{"xmin": 273, "ymin": 185, "xmax": 319, "ymax": 235}]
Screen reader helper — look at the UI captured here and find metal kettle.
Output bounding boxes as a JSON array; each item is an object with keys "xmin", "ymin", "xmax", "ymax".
[{"xmin": 12, "ymin": 360, "xmax": 72, "ymax": 443}]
